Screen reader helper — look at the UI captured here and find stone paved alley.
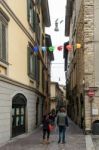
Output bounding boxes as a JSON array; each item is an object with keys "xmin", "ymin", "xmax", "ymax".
[{"xmin": 0, "ymin": 119, "xmax": 87, "ymax": 150}]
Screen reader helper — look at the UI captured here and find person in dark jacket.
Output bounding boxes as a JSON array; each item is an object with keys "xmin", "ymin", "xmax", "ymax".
[
  {"xmin": 42, "ymin": 114, "xmax": 50, "ymax": 144},
  {"xmin": 57, "ymin": 107, "xmax": 68, "ymax": 144},
  {"xmin": 49, "ymin": 111, "xmax": 56, "ymax": 126}
]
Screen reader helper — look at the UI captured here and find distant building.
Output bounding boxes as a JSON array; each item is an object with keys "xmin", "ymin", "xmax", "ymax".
[
  {"xmin": 65, "ymin": 0, "xmax": 99, "ymax": 133},
  {"xmin": 50, "ymin": 82, "xmax": 66, "ymax": 112},
  {"xmin": 59, "ymin": 84, "xmax": 66, "ymax": 109},
  {"xmin": 50, "ymin": 82, "xmax": 59, "ymax": 111}
]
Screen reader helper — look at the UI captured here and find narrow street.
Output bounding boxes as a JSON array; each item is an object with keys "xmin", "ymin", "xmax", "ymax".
[{"xmin": 0, "ymin": 119, "xmax": 86, "ymax": 150}]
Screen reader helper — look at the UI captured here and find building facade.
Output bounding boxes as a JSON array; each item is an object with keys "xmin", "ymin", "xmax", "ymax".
[
  {"xmin": 50, "ymin": 82, "xmax": 59, "ymax": 111},
  {"xmin": 0, "ymin": 0, "xmax": 51, "ymax": 144},
  {"xmin": 50, "ymin": 82, "xmax": 66, "ymax": 113},
  {"xmin": 65, "ymin": 0, "xmax": 99, "ymax": 133}
]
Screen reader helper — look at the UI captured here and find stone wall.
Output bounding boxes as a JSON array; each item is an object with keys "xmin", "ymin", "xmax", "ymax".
[
  {"xmin": 67, "ymin": 0, "xmax": 99, "ymax": 131},
  {"xmin": 84, "ymin": 0, "xmax": 94, "ymax": 131},
  {"xmin": 84, "ymin": 0, "xmax": 94, "ymax": 87}
]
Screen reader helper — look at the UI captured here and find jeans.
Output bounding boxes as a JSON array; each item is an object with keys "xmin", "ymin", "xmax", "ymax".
[
  {"xmin": 58, "ymin": 126, "xmax": 66, "ymax": 142},
  {"xmin": 43, "ymin": 129, "xmax": 50, "ymax": 140}
]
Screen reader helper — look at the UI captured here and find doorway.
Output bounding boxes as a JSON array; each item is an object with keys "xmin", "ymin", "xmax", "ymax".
[
  {"xmin": 12, "ymin": 93, "xmax": 27, "ymax": 137},
  {"xmin": 36, "ymin": 97, "xmax": 39, "ymax": 126},
  {"xmin": 80, "ymin": 94, "xmax": 84, "ymax": 129}
]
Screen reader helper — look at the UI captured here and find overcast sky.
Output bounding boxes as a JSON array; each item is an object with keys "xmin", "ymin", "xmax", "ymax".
[{"xmin": 46, "ymin": 0, "xmax": 69, "ymax": 85}]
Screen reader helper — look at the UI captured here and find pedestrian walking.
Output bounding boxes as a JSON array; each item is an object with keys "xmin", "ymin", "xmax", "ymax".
[
  {"xmin": 57, "ymin": 107, "xmax": 68, "ymax": 144},
  {"xmin": 42, "ymin": 114, "xmax": 51, "ymax": 144},
  {"xmin": 49, "ymin": 109, "xmax": 56, "ymax": 126}
]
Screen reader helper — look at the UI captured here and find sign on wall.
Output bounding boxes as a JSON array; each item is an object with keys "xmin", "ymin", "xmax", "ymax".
[{"xmin": 92, "ymin": 108, "xmax": 99, "ymax": 115}]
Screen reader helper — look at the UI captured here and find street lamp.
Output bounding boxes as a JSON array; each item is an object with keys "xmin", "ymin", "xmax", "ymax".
[
  {"xmin": 54, "ymin": 19, "xmax": 59, "ymax": 31},
  {"xmin": 54, "ymin": 19, "xmax": 63, "ymax": 32}
]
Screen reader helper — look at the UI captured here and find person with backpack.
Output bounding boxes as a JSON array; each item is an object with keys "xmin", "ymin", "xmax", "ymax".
[{"xmin": 57, "ymin": 107, "xmax": 68, "ymax": 144}]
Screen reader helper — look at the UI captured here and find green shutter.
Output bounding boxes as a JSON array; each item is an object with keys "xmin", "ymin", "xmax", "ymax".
[
  {"xmin": 27, "ymin": 45, "xmax": 40, "ymax": 80},
  {"xmin": 35, "ymin": 56, "xmax": 40, "ymax": 82},
  {"xmin": 35, "ymin": 56, "xmax": 38, "ymax": 80},
  {"xmin": 2, "ymin": 24, "xmax": 6, "ymax": 60},
  {"xmin": 38, "ymin": 0, "xmax": 41, "ymax": 5},
  {"xmin": 31, "ymin": 9, "xmax": 34, "ymax": 29},
  {"xmin": 32, "ymin": 54, "xmax": 35, "ymax": 79},
  {"xmin": 33, "ymin": 10, "xmax": 36, "ymax": 32},
  {"xmin": 36, "ymin": 0, "xmax": 41, "ymax": 5},
  {"xmin": 27, "ymin": 0, "xmax": 30, "ymax": 21},
  {"xmin": 27, "ymin": 46, "xmax": 30, "ymax": 75}
]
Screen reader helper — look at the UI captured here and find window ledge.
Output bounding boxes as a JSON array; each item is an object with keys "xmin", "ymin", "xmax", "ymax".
[{"xmin": 0, "ymin": 58, "xmax": 9, "ymax": 66}]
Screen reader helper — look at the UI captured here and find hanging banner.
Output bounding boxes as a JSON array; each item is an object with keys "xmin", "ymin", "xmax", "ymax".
[
  {"xmin": 42, "ymin": 46, "xmax": 46, "ymax": 52},
  {"xmin": 40, "ymin": 43, "xmax": 81, "ymax": 53},
  {"xmin": 33, "ymin": 45, "xmax": 39, "ymax": 52},
  {"xmin": 48, "ymin": 46, "xmax": 55, "ymax": 52},
  {"xmin": 66, "ymin": 44, "xmax": 73, "ymax": 51},
  {"xmin": 76, "ymin": 43, "xmax": 81, "ymax": 49},
  {"xmin": 57, "ymin": 46, "xmax": 63, "ymax": 51}
]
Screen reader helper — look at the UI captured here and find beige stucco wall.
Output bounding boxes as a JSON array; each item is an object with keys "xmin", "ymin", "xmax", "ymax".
[
  {"xmin": 8, "ymin": 17, "xmax": 30, "ymax": 84},
  {"xmin": 5, "ymin": 0, "xmax": 35, "ymax": 38},
  {"xmin": 0, "ymin": 2, "xmax": 38, "ymax": 86}
]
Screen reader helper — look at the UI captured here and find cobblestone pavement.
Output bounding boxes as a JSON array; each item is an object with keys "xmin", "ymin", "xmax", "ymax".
[{"xmin": 0, "ymin": 120, "xmax": 86, "ymax": 150}]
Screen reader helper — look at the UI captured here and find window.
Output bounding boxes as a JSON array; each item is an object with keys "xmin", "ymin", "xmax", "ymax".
[
  {"xmin": 42, "ymin": 69, "xmax": 44, "ymax": 91},
  {"xmin": 27, "ymin": 0, "xmax": 35, "ymax": 31},
  {"xmin": 35, "ymin": 13, "xmax": 40, "ymax": 44},
  {"xmin": 42, "ymin": 34, "xmax": 44, "ymax": 57},
  {"xmin": 0, "ymin": 13, "xmax": 8, "ymax": 62},
  {"xmin": 27, "ymin": 44, "xmax": 40, "ymax": 82},
  {"xmin": 36, "ymin": 0, "xmax": 41, "ymax": 12},
  {"xmin": 36, "ymin": 0, "xmax": 41, "ymax": 5}
]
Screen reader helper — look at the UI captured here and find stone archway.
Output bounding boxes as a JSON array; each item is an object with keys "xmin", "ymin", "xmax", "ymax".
[{"xmin": 12, "ymin": 93, "xmax": 27, "ymax": 137}]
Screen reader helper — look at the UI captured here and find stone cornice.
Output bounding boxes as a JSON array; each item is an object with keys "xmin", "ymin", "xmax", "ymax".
[{"xmin": 0, "ymin": 74, "xmax": 46, "ymax": 97}]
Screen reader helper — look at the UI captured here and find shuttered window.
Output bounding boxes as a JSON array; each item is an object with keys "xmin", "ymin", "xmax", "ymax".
[
  {"xmin": 36, "ymin": 0, "xmax": 41, "ymax": 5},
  {"xmin": 0, "ymin": 20, "xmax": 7, "ymax": 61},
  {"xmin": 35, "ymin": 13, "xmax": 40, "ymax": 44},
  {"xmin": 27, "ymin": 45, "xmax": 40, "ymax": 82},
  {"xmin": 27, "ymin": 0, "xmax": 35, "ymax": 31}
]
